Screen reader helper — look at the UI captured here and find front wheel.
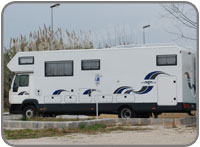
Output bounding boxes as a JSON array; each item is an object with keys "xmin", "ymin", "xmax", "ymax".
[
  {"xmin": 23, "ymin": 105, "xmax": 37, "ymax": 118},
  {"xmin": 118, "ymin": 107, "xmax": 134, "ymax": 118}
]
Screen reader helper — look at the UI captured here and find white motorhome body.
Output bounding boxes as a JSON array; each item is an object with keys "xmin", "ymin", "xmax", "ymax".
[{"xmin": 7, "ymin": 45, "xmax": 196, "ymax": 118}]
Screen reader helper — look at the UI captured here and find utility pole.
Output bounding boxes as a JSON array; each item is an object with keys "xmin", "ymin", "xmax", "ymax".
[
  {"xmin": 50, "ymin": 3, "xmax": 60, "ymax": 49},
  {"xmin": 142, "ymin": 25, "xmax": 150, "ymax": 44}
]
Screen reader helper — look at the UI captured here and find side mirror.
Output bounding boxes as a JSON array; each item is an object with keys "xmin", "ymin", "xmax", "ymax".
[
  {"xmin": 13, "ymin": 85, "xmax": 18, "ymax": 92},
  {"xmin": 8, "ymin": 75, "xmax": 12, "ymax": 89}
]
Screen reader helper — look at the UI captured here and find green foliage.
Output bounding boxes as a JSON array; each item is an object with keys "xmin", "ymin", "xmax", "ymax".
[
  {"xmin": 79, "ymin": 123, "xmax": 106, "ymax": 131},
  {"xmin": 4, "ymin": 123, "xmax": 152, "ymax": 140},
  {"xmin": 4, "ymin": 123, "xmax": 107, "ymax": 140},
  {"xmin": 20, "ymin": 116, "xmax": 27, "ymax": 121},
  {"xmin": 79, "ymin": 123, "xmax": 86, "ymax": 129},
  {"xmin": 87, "ymin": 123, "xmax": 107, "ymax": 131}
]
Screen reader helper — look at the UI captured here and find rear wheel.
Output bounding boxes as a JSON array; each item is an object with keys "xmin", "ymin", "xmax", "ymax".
[
  {"xmin": 118, "ymin": 107, "xmax": 134, "ymax": 118},
  {"xmin": 153, "ymin": 113, "xmax": 158, "ymax": 118},
  {"xmin": 23, "ymin": 105, "xmax": 37, "ymax": 118}
]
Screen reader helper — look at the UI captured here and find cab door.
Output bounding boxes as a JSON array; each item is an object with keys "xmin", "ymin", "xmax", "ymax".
[{"xmin": 9, "ymin": 74, "xmax": 31, "ymax": 104}]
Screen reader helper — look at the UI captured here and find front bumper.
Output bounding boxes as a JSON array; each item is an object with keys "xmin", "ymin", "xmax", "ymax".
[{"xmin": 9, "ymin": 104, "xmax": 22, "ymax": 114}]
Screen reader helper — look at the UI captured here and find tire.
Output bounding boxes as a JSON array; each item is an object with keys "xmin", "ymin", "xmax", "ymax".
[
  {"xmin": 23, "ymin": 105, "xmax": 37, "ymax": 118},
  {"xmin": 118, "ymin": 107, "xmax": 134, "ymax": 118},
  {"xmin": 153, "ymin": 113, "xmax": 158, "ymax": 118}
]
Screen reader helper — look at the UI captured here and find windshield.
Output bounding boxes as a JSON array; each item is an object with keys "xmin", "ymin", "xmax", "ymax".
[{"xmin": 13, "ymin": 74, "xmax": 29, "ymax": 92}]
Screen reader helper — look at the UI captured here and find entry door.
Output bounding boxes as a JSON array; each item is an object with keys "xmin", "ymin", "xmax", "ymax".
[{"xmin": 157, "ymin": 76, "xmax": 177, "ymax": 106}]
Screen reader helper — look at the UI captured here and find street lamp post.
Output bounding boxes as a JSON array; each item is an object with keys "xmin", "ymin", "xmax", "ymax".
[
  {"xmin": 50, "ymin": 3, "xmax": 60, "ymax": 49},
  {"xmin": 142, "ymin": 25, "xmax": 150, "ymax": 44}
]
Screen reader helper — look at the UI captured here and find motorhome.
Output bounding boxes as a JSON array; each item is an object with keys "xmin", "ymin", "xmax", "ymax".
[{"xmin": 7, "ymin": 45, "xmax": 197, "ymax": 118}]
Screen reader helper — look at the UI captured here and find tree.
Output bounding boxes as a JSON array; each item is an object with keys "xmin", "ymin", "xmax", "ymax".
[{"xmin": 161, "ymin": 3, "xmax": 197, "ymax": 41}]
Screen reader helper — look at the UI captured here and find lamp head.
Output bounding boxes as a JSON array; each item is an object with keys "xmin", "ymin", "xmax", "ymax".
[
  {"xmin": 143, "ymin": 25, "xmax": 150, "ymax": 29},
  {"xmin": 50, "ymin": 3, "xmax": 60, "ymax": 8}
]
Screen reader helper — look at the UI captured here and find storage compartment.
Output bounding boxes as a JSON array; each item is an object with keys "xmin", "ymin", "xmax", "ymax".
[
  {"xmin": 64, "ymin": 95, "xmax": 76, "ymax": 103},
  {"xmin": 116, "ymin": 94, "xmax": 135, "ymax": 102},
  {"xmin": 44, "ymin": 95, "xmax": 62, "ymax": 103},
  {"xmin": 94, "ymin": 95, "xmax": 113, "ymax": 103}
]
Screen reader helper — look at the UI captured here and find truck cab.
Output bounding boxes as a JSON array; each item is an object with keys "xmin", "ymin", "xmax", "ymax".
[
  {"xmin": 7, "ymin": 55, "xmax": 36, "ymax": 117},
  {"xmin": 9, "ymin": 74, "xmax": 31, "ymax": 103},
  {"xmin": 9, "ymin": 73, "xmax": 36, "ymax": 117}
]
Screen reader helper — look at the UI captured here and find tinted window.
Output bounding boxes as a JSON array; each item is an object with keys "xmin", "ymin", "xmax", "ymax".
[
  {"xmin": 13, "ymin": 75, "xmax": 19, "ymax": 92},
  {"xmin": 45, "ymin": 61, "xmax": 73, "ymax": 76},
  {"xmin": 157, "ymin": 55, "xmax": 177, "ymax": 66},
  {"xmin": 81, "ymin": 59, "xmax": 100, "ymax": 70},
  {"xmin": 19, "ymin": 56, "xmax": 34, "ymax": 65},
  {"xmin": 13, "ymin": 75, "xmax": 29, "ymax": 92},
  {"xmin": 19, "ymin": 75, "xmax": 29, "ymax": 87}
]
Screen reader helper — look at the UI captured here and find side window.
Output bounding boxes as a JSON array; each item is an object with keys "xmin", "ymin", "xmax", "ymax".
[
  {"xmin": 45, "ymin": 60, "xmax": 73, "ymax": 76},
  {"xmin": 19, "ymin": 56, "xmax": 34, "ymax": 65},
  {"xmin": 81, "ymin": 59, "xmax": 100, "ymax": 70},
  {"xmin": 156, "ymin": 55, "xmax": 177, "ymax": 66}
]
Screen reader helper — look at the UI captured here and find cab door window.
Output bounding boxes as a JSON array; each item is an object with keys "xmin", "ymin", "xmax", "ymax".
[
  {"xmin": 13, "ymin": 75, "xmax": 29, "ymax": 92},
  {"xmin": 19, "ymin": 75, "xmax": 29, "ymax": 87}
]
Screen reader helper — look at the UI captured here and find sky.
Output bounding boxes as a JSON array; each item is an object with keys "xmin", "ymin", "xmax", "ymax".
[{"xmin": 3, "ymin": 2, "xmax": 197, "ymax": 50}]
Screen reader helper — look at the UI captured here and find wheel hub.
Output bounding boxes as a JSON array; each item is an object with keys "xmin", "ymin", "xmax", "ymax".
[
  {"xmin": 26, "ymin": 109, "xmax": 34, "ymax": 118},
  {"xmin": 121, "ymin": 108, "xmax": 132, "ymax": 118}
]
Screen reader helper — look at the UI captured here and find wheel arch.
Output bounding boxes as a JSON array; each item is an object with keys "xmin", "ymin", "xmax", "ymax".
[
  {"xmin": 21, "ymin": 99, "xmax": 39, "ymax": 111},
  {"xmin": 118, "ymin": 104, "xmax": 134, "ymax": 112}
]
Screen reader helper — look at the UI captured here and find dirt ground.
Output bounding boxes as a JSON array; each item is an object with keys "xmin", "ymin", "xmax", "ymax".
[{"xmin": 7, "ymin": 125, "xmax": 197, "ymax": 145}]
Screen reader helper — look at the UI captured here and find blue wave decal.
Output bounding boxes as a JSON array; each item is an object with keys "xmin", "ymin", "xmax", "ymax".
[
  {"xmin": 114, "ymin": 71, "xmax": 168, "ymax": 95},
  {"xmin": 113, "ymin": 86, "xmax": 131, "ymax": 94},
  {"xmin": 53, "ymin": 89, "xmax": 68, "ymax": 95},
  {"xmin": 136, "ymin": 86, "xmax": 153, "ymax": 94},
  {"xmin": 124, "ymin": 89, "xmax": 134, "ymax": 94},
  {"xmin": 83, "ymin": 89, "xmax": 96, "ymax": 95},
  {"xmin": 144, "ymin": 71, "xmax": 160, "ymax": 80},
  {"xmin": 18, "ymin": 91, "xmax": 26, "ymax": 95},
  {"xmin": 145, "ymin": 71, "xmax": 167, "ymax": 80},
  {"xmin": 134, "ymin": 86, "xmax": 147, "ymax": 94}
]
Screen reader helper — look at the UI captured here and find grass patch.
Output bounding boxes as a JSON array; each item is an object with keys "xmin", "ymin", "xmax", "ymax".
[
  {"xmin": 79, "ymin": 123, "xmax": 107, "ymax": 132},
  {"xmin": 4, "ymin": 128, "xmax": 72, "ymax": 140},
  {"xmin": 20, "ymin": 116, "xmax": 28, "ymax": 121},
  {"xmin": 106, "ymin": 126, "xmax": 152, "ymax": 132},
  {"xmin": 4, "ymin": 124, "xmax": 152, "ymax": 140}
]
